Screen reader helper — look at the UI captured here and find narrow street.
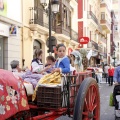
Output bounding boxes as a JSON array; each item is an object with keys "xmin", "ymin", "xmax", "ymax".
[{"xmin": 57, "ymin": 79, "xmax": 115, "ymax": 120}]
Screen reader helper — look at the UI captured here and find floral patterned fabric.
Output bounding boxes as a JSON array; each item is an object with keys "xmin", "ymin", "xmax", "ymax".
[{"xmin": 0, "ymin": 69, "xmax": 29, "ymax": 120}]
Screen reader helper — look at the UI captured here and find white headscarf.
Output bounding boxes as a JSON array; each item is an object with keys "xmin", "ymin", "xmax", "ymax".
[{"xmin": 70, "ymin": 50, "xmax": 82, "ymax": 68}]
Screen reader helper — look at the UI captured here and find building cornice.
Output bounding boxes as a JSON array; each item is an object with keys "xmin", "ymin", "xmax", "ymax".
[{"xmin": 0, "ymin": 16, "xmax": 23, "ymax": 27}]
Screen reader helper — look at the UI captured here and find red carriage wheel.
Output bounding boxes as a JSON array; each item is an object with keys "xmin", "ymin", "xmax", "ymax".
[{"xmin": 73, "ymin": 77, "xmax": 100, "ymax": 120}]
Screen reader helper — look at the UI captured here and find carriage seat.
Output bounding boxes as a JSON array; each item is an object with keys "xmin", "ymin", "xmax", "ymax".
[{"xmin": 24, "ymin": 82, "xmax": 34, "ymax": 96}]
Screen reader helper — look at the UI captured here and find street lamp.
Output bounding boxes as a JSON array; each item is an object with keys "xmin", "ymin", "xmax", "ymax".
[
  {"xmin": 112, "ymin": 51, "xmax": 116, "ymax": 67},
  {"xmin": 40, "ymin": 0, "xmax": 59, "ymax": 54}
]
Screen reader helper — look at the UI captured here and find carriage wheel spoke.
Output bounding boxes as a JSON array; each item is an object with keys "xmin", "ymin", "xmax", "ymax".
[
  {"xmin": 91, "ymin": 103, "xmax": 97, "ymax": 111},
  {"xmin": 84, "ymin": 98, "xmax": 89, "ymax": 110}
]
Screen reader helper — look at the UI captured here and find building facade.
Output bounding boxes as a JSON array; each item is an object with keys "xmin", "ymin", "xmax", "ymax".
[
  {"xmin": 22, "ymin": 0, "xmax": 79, "ymax": 68},
  {"xmin": 110, "ymin": 11, "xmax": 116, "ymax": 59},
  {"xmin": 78, "ymin": 0, "xmax": 112, "ymax": 66},
  {"xmin": 0, "ymin": 0, "xmax": 22, "ymax": 70},
  {"xmin": 112, "ymin": 0, "xmax": 120, "ymax": 63}
]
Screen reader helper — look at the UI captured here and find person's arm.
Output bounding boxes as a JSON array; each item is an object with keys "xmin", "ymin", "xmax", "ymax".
[
  {"xmin": 52, "ymin": 58, "xmax": 70, "ymax": 74},
  {"xmin": 113, "ymin": 68, "xmax": 118, "ymax": 83},
  {"xmin": 60, "ymin": 58, "xmax": 70, "ymax": 73}
]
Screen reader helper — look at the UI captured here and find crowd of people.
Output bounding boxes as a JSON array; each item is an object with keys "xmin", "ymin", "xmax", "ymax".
[
  {"xmin": 88, "ymin": 63, "xmax": 115, "ymax": 86},
  {"xmin": 10, "ymin": 42, "xmax": 120, "ymax": 89}
]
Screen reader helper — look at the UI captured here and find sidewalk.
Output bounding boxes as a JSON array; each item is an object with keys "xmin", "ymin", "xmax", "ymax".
[{"xmin": 100, "ymin": 78, "xmax": 115, "ymax": 120}]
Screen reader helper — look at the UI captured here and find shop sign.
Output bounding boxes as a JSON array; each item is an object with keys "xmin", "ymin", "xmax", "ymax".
[
  {"xmin": 79, "ymin": 37, "xmax": 89, "ymax": 44},
  {"xmin": 0, "ymin": 23, "xmax": 9, "ymax": 37},
  {"xmin": 9, "ymin": 25, "xmax": 17, "ymax": 36}
]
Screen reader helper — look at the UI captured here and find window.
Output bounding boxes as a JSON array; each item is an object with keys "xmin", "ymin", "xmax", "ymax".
[
  {"xmin": 101, "ymin": 12, "xmax": 105, "ymax": 20},
  {"xmin": 115, "ymin": 25, "xmax": 118, "ymax": 30},
  {"xmin": 33, "ymin": 40, "xmax": 42, "ymax": 58}
]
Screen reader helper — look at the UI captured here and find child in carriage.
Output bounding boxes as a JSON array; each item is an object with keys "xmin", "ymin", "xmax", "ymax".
[
  {"xmin": 31, "ymin": 49, "xmax": 52, "ymax": 74},
  {"xmin": 51, "ymin": 43, "xmax": 70, "ymax": 74},
  {"xmin": 45, "ymin": 55, "xmax": 55, "ymax": 73}
]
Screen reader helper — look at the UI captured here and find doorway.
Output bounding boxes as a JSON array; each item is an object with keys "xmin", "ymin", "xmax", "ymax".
[{"xmin": 0, "ymin": 36, "xmax": 3, "ymax": 68}]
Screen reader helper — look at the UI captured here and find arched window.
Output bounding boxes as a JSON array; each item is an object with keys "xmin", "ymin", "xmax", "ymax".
[{"xmin": 33, "ymin": 39, "xmax": 42, "ymax": 58}]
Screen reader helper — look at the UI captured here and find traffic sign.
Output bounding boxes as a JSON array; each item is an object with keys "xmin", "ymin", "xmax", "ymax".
[{"xmin": 79, "ymin": 37, "xmax": 89, "ymax": 44}]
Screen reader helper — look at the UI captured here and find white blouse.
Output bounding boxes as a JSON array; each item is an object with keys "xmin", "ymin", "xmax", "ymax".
[{"xmin": 31, "ymin": 60, "xmax": 43, "ymax": 73}]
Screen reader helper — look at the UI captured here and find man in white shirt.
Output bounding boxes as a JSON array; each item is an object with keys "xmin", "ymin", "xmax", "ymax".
[{"xmin": 104, "ymin": 64, "xmax": 110, "ymax": 83}]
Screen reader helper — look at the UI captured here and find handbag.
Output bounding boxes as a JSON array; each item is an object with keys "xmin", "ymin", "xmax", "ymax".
[{"xmin": 109, "ymin": 93, "xmax": 114, "ymax": 106}]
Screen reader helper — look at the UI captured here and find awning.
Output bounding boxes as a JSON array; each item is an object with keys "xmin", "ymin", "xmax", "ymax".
[
  {"xmin": 91, "ymin": 51, "xmax": 98, "ymax": 57},
  {"xmin": 87, "ymin": 50, "xmax": 98, "ymax": 59}
]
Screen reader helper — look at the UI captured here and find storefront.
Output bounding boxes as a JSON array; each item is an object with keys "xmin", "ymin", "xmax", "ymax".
[
  {"xmin": 0, "ymin": 0, "xmax": 23, "ymax": 70},
  {"xmin": 0, "ymin": 23, "xmax": 9, "ymax": 69}
]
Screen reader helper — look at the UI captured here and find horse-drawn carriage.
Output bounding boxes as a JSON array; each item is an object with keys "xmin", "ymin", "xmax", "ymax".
[
  {"xmin": 0, "ymin": 69, "xmax": 100, "ymax": 120},
  {"xmin": 0, "ymin": 49, "xmax": 100, "ymax": 120}
]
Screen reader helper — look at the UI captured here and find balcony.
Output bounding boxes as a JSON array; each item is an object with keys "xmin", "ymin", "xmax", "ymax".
[
  {"xmin": 100, "ymin": 0, "xmax": 110, "ymax": 13},
  {"xmin": 29, "ymin": 7, "xmax": 51, "ymax": 34},
  {"xmin": 91, "ymin": 40, "xmax": 98, "ymax": 51},
  {"xmin": 100, "ymin": 19, "xmax": 111, "ymax": 33},
  {"xmin": 87, "ymin": 11, "xmax": 98, "ymax": 26},
  {"xmin": 100, "ymin": 13, "xmax": 111, "ymax": 33},
  {"xmin": 70, "ymin": 29, "xmax": 78, "ymax": 42},
  {"xmin": 29, "ymin": 7, "xmax": 78, "ymax": 42},
  {"xmin": 55, "ymin": 25, "xmax": 70, "ymax": 38}
]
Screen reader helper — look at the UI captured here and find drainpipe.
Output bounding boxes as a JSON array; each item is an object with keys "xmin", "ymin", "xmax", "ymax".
[
  {"xmin": 22, "ymin": 0, "xmax": 25, "ymax": 68},
  {"xmin": 106, "ymin": 34, "xmax": 108, "ymax": 64}
]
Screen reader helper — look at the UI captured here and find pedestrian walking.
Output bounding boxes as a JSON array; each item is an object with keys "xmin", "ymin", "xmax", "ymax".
[
  {"xmin": 96, "ymin": 65, "xmax": 103, "ymax": 84},
  {"xmin": 104, "ymin": 64, "xmax": 110, "ymax": 83},
  {"xmin": 114, "ymin": 61, "xmax": 120, "ymax": 85},
  {"xmin": 108, "ymin": 64, "xmax": 114, "ymax": 86}
]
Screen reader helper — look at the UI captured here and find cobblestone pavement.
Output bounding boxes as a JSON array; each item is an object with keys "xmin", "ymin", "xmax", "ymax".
[{"xmin": 57, "ymin": 79, "xmax": 115, "ymax": 120}]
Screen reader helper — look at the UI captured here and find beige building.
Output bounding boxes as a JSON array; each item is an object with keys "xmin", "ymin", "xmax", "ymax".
[
  {"xmin": 0, "ymin": 0, "xmax": 22, "ymax": 70},
  {"xmin": 112, "ymin": 0, "xmax": 120, "ymax": 61},
  {"xmin": 21, "ymin": 0, "xmax": 79, "ymax": 68},
  {"xmin": 78, "ymin": 0, "xmax": 112, "ymax": 66}
]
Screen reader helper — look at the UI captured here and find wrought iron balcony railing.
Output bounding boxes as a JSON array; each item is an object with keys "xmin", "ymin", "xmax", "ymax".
[
  {"xmin": 91, "ymin": 40, "xmax": 98, "ymax": 50},
  {"xmin": 29, "ymin": 7, "xmax": 49, "ymax": 29},
  {"xmin": 70, "ymin": 29, "xmax": 78, "ymax": 42},
  {"xmin": 87, "ymin": 11, "xmax": 98, "ymax": 25},
  {"xmin": 29, "ymin": 7, "xmax": 78, "ymax": 42}
]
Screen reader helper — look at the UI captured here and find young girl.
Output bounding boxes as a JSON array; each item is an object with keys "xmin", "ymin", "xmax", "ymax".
[
  {"xmin": 45, "ymin": 55, "xmax": 55, "ymax": 73},
  {"xmin": 31, "ymin": 49, "xmax": 49, "ymax": 74},
  {"xmin": 52, "ymin": 44, "xmax": 70, "ymax": 74}
]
